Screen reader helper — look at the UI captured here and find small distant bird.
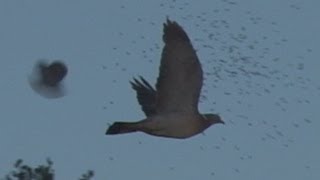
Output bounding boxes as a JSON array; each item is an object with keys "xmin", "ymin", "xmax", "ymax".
[
  {"xmin": 106, "ymin": 19, "xmax": 224, "ymax": 139},
  {"xmin": 28, "ymin": 60, "xmax": 68, "ymax": 98}
]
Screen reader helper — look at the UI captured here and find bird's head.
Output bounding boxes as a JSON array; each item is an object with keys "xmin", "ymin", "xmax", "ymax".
[{"xmin": 202, "ymin": 113, "xmax": 224, "ymax": 126}]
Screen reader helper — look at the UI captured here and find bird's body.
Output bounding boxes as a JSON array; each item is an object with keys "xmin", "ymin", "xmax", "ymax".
[
  {"xmin": 108, "ymin": 113, "xmax": 212, "ymax": 139},
  {"xmin": 106, "ymin": 19, "xmax": 224, "ymax": 139},
  {"xmin": 141, "ymin": 113, "xmax": 211, "ymax": 138}
]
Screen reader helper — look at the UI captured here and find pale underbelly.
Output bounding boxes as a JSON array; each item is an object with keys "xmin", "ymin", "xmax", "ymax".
[{"xmin": 141, "ymin": 118, "xmax": 202, "ymax": 139}]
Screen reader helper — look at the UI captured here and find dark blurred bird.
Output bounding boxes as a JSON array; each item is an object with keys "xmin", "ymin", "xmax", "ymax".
[
  {"xmin": 106, "ymin": 19, "xmax": 224, "ymax": 139},
  {"xmin": 28, "ymin": 60, "xmax": 68, "ymax": 98}
]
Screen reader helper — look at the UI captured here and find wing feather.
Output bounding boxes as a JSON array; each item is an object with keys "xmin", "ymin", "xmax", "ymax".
[
  {"xmin": 130, "ymin": 77, "xmax": 157, "ymax": 116},
  {"xmin": 155, "ymin": 19, "xmax": 203, "ymax": 114}
]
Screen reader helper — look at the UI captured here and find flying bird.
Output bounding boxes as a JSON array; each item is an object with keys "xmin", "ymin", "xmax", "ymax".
[
  {"xmin": 106, "ymin": 19, "xmax": 224, "ymax": 139},
  {"xmin": 28, "ymin": 60, "xmax": 68, "ymax": 99}
]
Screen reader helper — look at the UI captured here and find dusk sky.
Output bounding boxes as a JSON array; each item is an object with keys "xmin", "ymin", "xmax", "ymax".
[{"xmin": 0, "ymin": 0, "xmax": 319, "ymax": 179}]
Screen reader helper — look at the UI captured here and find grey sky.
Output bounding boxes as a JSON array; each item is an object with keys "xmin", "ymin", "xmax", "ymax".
[{"xmin": 0, "ymin": 0, "xmax": 319, "ymax": 180}]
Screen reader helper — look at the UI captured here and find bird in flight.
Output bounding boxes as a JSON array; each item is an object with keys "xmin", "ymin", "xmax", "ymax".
[
  {"xmin": 28, "ymin": 60, "xmax": 68, "ymax": 99},
  {"xmin": 106, "ymin": 19, "xmax": 224, "ymax": 139}
]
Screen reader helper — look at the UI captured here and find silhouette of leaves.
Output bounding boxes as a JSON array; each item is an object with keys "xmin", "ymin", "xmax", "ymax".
[{"xmin": 2, "ymin": 159, "xmax": 93, "ymax": 180}]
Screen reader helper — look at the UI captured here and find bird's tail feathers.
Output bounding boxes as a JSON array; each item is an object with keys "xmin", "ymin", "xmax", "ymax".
[{"xmin": 106, "ymin": 122, "xmax": 141, "ymax": 135}]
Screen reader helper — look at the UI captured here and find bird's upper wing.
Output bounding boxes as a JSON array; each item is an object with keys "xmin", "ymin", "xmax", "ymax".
[
  {"xmin": 155, "ymin": 19, "xmax": 203, "ymax": 114},
  {"xmin": 130, "ymin": 77, "xmax": 157, "ymax": 117}
]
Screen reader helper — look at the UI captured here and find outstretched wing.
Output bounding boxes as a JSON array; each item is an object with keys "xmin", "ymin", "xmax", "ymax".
[
  {"xmin": 130, "ymin": 77, "xmax": 157, "ymax": 117},
  {"xmin": 155, "ymin": 19, "xmax": 203, "ymax": 114}
]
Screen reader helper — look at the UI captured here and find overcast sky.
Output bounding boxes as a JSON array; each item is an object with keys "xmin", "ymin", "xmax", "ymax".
[{"xmin": 0, "ymin": 0, "xmax": 319, "ymax": 180}]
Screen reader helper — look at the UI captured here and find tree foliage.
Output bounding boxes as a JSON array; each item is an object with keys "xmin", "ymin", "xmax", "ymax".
[{"xmin": 2, "ymin": 159, "xmax": 94, "ymax": 180}]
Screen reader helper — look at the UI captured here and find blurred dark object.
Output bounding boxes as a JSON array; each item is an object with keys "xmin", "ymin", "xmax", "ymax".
[
  {"xmin": 79, "ymin": 170, "xmax": 94, "ymax": 180},
  {"xmin": 28, "ymin": 60, "xmax": 68, "ymax": 99},
  {"xmin": 38, "ymin": 61, "xmax": 67, "ymax": 87}
]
